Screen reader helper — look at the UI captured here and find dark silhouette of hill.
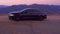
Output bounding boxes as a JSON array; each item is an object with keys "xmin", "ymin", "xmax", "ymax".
[
  {"xmin": 0, "ymin": 5, "xmax": 8, "ymax": 8},
  {"xmin": 0, "ymin": 4, "xmax": 28, "ymax": 14},
  {"xmin": 0, "ymin": 4, "xmax": 60, "ymax": 14}
]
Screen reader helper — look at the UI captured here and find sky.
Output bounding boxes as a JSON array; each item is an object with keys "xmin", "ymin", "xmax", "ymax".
[{"xmin": 0, "ymin": 0, "xmax": 60, "ymax": 6}]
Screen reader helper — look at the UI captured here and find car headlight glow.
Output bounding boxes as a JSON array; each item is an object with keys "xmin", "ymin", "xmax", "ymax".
[{"xmin": 9, "ymin": 14, "xmax": 14, "ymax": 16}]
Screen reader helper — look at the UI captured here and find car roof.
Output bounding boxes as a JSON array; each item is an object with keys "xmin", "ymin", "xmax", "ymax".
[{"xmin": 20, "ymin": 8, "xmax": 40, "ymax": 12}]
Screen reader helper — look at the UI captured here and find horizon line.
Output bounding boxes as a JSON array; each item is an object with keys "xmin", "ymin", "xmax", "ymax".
[{"xmin": 0, "ymin": 4, "xmax": 60, "ymax": 6}]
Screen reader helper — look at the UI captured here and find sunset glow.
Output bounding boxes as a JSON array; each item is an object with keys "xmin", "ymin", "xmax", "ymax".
[{"xmin": 0, "ymin": 0, "xmax": 60, "ymax": 5}]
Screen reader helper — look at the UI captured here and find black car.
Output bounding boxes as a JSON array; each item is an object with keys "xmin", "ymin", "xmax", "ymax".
[{"xmin": 8, "ymin": 8, "xmax": 47, "ymax": 21}]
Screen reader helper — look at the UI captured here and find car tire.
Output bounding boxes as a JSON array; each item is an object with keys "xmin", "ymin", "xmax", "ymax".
[
  {"xmin": 39, "ymin": 16, "xmax": 44, "ymax": 21},
  {"xmin": 14, "ymin": 17, "xmax": 20, "ymax": 21},
  {"xmin": 39, "ymin": 18, "xmax": 44, "ymax": 21},
  {"xmin": 44, "ymin": 15, "xmax": 47, "ymax": 19},
  {"xmin": 9, "ymin": 17, "xmax": 12, "ymax": 20}
]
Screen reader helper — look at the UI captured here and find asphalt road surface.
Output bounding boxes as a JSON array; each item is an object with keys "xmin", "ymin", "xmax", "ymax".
[{"xmin": 0, "ymin": 15, "xmax": 60, "ymax": 34}]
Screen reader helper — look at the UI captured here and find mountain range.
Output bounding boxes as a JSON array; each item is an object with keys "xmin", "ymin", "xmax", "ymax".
[
  {"xmin": 0, "ymin": 4, "xmax": 60, "ymax": 14},
  {"xmin": 0, "ymin": 5, "xmax": 8, "ymax": 8}
]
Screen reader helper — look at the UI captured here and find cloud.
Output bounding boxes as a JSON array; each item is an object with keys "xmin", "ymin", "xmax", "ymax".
[{"xmin": 0, "ymin": 0, "xmax": 60, "ymax": 5}]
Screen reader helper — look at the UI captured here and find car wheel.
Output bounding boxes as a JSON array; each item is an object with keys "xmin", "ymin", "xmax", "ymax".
[
  {"xmin": 44, "ymin": 15, "xmax": 47, "ymax": 19},
  {"xmin": 9, "ymin": 17, "xmax": 12, "ymax": 20},
  {"xmin": 39, "ymin": 16, "xmax": 44, "ymax": 21},
  {"xmin": 39, "ymin": 18, "xmax": 44, "ymax": 21},
  {"xmin": 15, "ymin": 17, "xmax": 20, "ymax": 21}
]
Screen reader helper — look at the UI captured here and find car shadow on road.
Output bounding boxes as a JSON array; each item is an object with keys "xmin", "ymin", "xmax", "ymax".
[{"xmin": 8, "ymin": 19, "xmax": 48, "ymax": 25}]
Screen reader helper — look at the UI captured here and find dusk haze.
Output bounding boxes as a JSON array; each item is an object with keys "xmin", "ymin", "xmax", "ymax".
[
  {"xmin": 0, "ymin": 0, "xmax": 60, "ymax": 5},
  {"xmin": 0, "ymin": 0, "xmax": 60, "ymax": 34}
]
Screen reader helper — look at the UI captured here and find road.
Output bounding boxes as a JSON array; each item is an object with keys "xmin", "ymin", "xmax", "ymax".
[{"xmin": 0, "ymin": 15, "xmax": 60, "ymax": 34}]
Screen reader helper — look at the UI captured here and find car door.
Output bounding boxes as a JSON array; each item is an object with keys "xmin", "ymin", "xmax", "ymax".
[{"xmin": 20, "ymin": 10, "xmax": 30, "ymax": 19}]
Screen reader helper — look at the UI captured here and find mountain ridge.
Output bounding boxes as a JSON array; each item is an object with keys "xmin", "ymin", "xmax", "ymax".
[{"xmin": 0, "ymin": 4, "xmax": 60, "ymax": 14}]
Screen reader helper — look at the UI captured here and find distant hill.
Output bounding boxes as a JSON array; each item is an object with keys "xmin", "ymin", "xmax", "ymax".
[
  {"xmin": 0, "ymin": 4, "xmax": 60, "ymax": 14},
  {"xmin": 0, "ymin": 5, "xmax": 8, "ymax": 8}
]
